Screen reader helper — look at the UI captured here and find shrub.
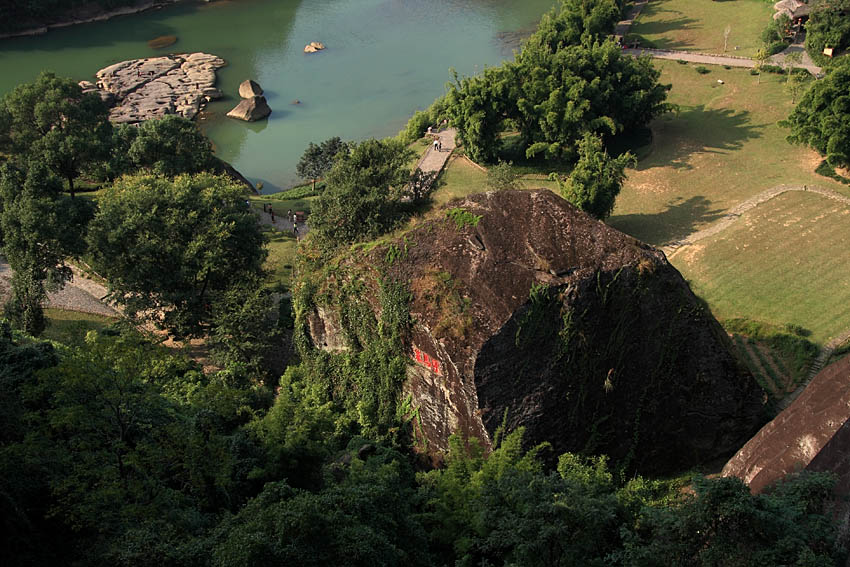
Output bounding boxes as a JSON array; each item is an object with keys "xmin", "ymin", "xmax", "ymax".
[{"xmin": 695, "ymin": 66, "xmax": 710, "ymax": 74}]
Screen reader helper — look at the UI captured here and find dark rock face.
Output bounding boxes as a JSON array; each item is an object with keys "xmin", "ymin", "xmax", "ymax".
[
  {"xmin": 722, "ymin": 354, "xmax": 850, "ymax": 494},
  {"xmin": 306, "ymin": 190, "xmax": 764, "ymax": 473},
  {"xmin": 226, "ymin": 95, "xmax": 271, "ymax": 121}
]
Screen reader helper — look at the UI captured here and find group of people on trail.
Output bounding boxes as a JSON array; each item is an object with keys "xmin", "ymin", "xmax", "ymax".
[{"xmin": 261, "ymin": 203, "xmax": 301, "ymax": 237}]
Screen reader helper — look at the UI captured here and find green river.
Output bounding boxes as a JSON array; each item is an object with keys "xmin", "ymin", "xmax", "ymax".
[{"xmin": 0, "ymin": 0, "xmax": 554, "ymax": 191}]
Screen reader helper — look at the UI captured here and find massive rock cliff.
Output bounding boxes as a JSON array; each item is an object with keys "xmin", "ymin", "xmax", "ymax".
[{"xmin": 299, "ymin": 190, "xmax": 764, "ymax": 473}]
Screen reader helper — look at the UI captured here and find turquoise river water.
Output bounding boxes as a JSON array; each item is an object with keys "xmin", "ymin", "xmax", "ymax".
[{"xmin": 0, "ymin": 0, "xmax": 554, "ymax": 191}]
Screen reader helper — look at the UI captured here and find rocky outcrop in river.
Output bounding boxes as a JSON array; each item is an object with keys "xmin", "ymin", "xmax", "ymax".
[{"xmin": 92, "ymin": 52, "xmax": 226, "ymax": 124}]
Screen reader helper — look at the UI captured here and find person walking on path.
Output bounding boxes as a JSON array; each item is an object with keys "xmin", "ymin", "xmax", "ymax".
[
  {"xmin": 270, "ymin": 207, "xmax": 275, "ymax": 223},
  {"xmin": 293, "ymin": 223, "xmax": 299, "ymax": 237},
  {"xmin": 438, "ymin": 140, "xmax": 442, "ymax": 151},
  {"xmin": 434, "ymin": 139, "xmax": 439, "ymax": 152}
]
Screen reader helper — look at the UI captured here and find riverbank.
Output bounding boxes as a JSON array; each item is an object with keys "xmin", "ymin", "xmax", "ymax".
[{"xmin": 0, "ymin": 0, "xmax": 187, "ymax": 40}]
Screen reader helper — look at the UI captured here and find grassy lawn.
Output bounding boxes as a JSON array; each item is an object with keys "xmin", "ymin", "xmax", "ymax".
[
  {"xmin": 672, "ymin": 191, "xmax": 850, "ymax": 345},
  {"xmin": 630, "ymin": 0, "xmax": 773, "ymax": 56},
  {"xmin": 609, "ymin": 61, "xmax": 848, "ymax": 246},
  {"xmin": 263, "ymin": 227, "xmax": 299, "ymax": 289},
  {"xmin": 43, "ymin": 308, "xmax": 117, "ymax": 345}
]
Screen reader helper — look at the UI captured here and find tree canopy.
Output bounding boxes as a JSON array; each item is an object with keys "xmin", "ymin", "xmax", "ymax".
[
  {"xmin": 0, "ymin": 71, "xmax": 112, "ymax": 197},
  {"xmin": 295, "ymin": 136, "xmax": 349, "ymax": 191},
  {"xmin": 86, "ymin": 172, "xmax": 267, "ymax": 337},
  {"xmin": 445, "ymin": 0, "xmax": 669, "ymax": 164},
  {"xmin": 805, "ymin": 0, "xmax": 850, "ymax": 66},
  {"xmin": 0, "ymin": 162, "xmax": 90, "ymax": 334},
  {"xmin": 782, "ymin": 57, "xmax": 850, "ymax": 169},
  {"xmin": 554, "ymin": 132, "xmax": 636, "ymax": 219},
  {"xmin": 309, "ymin": 138, "xmax": 414, "ymax": 248}
]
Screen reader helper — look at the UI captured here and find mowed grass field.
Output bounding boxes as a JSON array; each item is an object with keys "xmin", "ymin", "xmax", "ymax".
[
  {"xmin": 672, "ymin": 191, "xmax": 850, "ymax": 344},
  {"xmin": 630, "ymin": 0, "xmax": 773, "ymax": 56},
  {"xmin": 609, "ymin": 61, "xmax": 849, "ymax": 246}
]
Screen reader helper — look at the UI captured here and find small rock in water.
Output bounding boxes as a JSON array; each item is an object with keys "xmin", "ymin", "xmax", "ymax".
[
  {"xmin": 148, "ymin": 35, "xmax": 177, "ymax": 49},
  {"xmin": 304, "ymin": 41, "xmax": 325, "ymax": 53}
]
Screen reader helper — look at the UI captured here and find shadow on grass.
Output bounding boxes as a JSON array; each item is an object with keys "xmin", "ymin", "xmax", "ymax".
[
  {"xmin": 638, "ymin": 106, "xmax": 764, "ymax": 171},
  {"xmin": 608, "ymin": 195, "xmax": 724, "ymax": 245}
]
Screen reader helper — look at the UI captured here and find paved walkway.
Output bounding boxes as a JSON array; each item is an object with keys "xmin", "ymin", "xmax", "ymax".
[
  {"xmin": 416, "ymin": 128, "xmax": 457, "ymax": 175},
  {"xmin": 0, "ymin": 258, "xmax": 119, "ymax": 318},
  {"xmin": 624, "ymin": 47, "xmax": 755, "ymax": 68}
]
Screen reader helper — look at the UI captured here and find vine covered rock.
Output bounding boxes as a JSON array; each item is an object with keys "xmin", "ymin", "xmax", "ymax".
[{"xmin": 298, "ymin": 190, "xmax": 764, "ymax": 473}]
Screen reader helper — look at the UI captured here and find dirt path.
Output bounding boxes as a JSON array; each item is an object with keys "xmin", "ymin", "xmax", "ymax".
[{"xmin": 624, "ymin": 48, "xmax": 756, "ymax": 68}]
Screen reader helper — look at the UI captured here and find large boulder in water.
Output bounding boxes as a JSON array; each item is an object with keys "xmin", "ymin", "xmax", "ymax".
[
  {"xmin": 226, "ymin": 95, "xmax": 271, "ymax": 121},
  {"xmin": 300, "ymin": 190, "xmax": 764, "ymax": 473},
  {"xmin": 238, "ymin": 79, "xmax": 264, "ymax": 98}
]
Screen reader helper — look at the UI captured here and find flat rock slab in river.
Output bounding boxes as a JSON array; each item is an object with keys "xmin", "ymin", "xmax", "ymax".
[{"xmin": 94, "ymin": 52, "xmax": 226, "ymax": 124}]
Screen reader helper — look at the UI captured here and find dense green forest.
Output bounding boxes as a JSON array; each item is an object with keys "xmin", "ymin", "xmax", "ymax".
[
  {"xmin": 2, "ymin": 0, "xmax": 850, "ymax": 564},
  {"xmin": 0, "ymin": 1, "xmax": 150, "ymax": 34}
]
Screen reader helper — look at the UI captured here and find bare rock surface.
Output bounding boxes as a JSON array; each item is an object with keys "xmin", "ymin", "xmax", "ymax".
[
  {"xmin": 238, "ymin": 79, "xmax": 264, "ymax": 98},
  {"xmin": 722, "ymin": 354, "xmax": 850, "ymax": 494},
  {"xmin": 94, "ymin": 52, "xmax": 226, "ymax": 124},
  {"xmin": 226, "ymin": 95, "xmax": 271, "ymax": 121},
  {"xmin": 303, "ymin": 190, "xmax": 764, "ymax": 473}
]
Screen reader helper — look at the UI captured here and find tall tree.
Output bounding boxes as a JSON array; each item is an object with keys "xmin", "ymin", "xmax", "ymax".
[
  {"xmin": 296, "ymin": 136, "xmax": 348, "ymax": 191},
  {"xmin": 0, "ymin": 71, "xmax": 112, "ymax": 197},
  {"xmin": 309, "ymin": 138, "xmax": 414, "ymax": 247},
  {"xmin": 552, "ymin": 132, "xmax": 635, "ymax": 220},
  {"xmin": 126, "ymin": 114, "xmax": 217, "ymax": 178},
  {"xmin": 0, "ymin": 162, "xmax": 88, "ymax": 335},
  {"xmin": 805, "ymin": 0, "xmax": 850, "ymax": 66},
  {"xmin": 781, "ymin": 57, "xmax": 850, "ymax": 169},
  {"xmin": 87, "ymin": 173, "xmax": 267, "ymax": 337}
]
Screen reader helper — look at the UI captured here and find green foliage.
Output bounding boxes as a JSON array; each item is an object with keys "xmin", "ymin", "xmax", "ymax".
[
  {"xmin": 486, "ymin": 159, "xmax": 521, "ymax": 190},
  {"xmin": 213, "ymin": 446, "xmax": 431, "ymax": 567},
  {"xmin": 762, "ymin": 13, "xmax": 793, "ymax": 56},
  {"xmin": 553, "ymin": 131, "xmax": 636, "ymax": 219},
  {"xmin": 724, "ymin": 318, "xmax": 818, "ymax": 381},
  {"xmin": 418, "ymin": 429, "xmax": 625, "ymax": 566},
  {"xmin": 0, "ymin": 162, "xmax": 89, "ymax": 335},
  {"xmin": 782, "ymin": 57, "xmax": 850, "ymax": 168},
  {"xmin": 115, "ymin": 115, "xmax": 217, "ymax": 179},
  {"xmin": 309, "ymin": 138, "xmax": 415, "ymax": 249},
  {"xmin": 445, "ymin": 207, "xmax": 482, "ymax": 229},
  {"xmin": 0, "ymin": 0, "xmax": 142, "ymax": 33},
  {"xmin": 296, "ymin": 136, "xmax": 349, "ymax": 191},
  {"xmin": 445, "ymin": 0, "xmax": 669, "ymax": 165},
  {"xmin": 805, "ymin": 0, "xmax": 850, "ymax": 66},
  {"xmin": 87, "ymin": 172, "xmax": 268, "ymax": 337},
  {"xmin": 815, "ymin": 159, "xmax": 850, "ymax": 184},
  {"xmin": 208, "ymin": 279, "xmax": 280, "ymax": 380},
  {"xmin": 694, "ymin": 65, "xmax": 711, "ymax": 74},
  {"xmin": 0, "ymin": 71, "xmax": 112, "ymax": 197},
  {"xmin": 615, "ymin": 473, "xmax": 845, "ymax": 566},
  {"xmin": 397, "ymin": 97, "xmax": 447, "ymax": 144}
]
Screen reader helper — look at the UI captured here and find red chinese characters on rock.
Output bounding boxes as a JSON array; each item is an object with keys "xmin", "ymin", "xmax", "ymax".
[{"xmin": 411, "ymin": 345, "xmax": 441, "ymax": 375}]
